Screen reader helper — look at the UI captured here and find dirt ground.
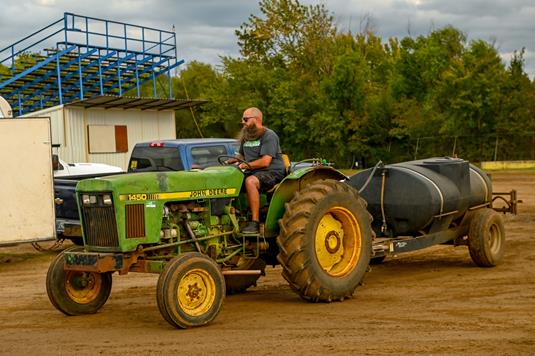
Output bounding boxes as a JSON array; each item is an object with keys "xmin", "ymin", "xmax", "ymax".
[{"xmin": 0, "ymin": 171, "xmax": 534, "ymax": 355}]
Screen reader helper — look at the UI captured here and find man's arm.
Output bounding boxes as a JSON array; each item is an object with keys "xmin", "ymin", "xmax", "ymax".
[{"xmin": 238, "ymin": 155, "xmax": 272, "ymax": 170}]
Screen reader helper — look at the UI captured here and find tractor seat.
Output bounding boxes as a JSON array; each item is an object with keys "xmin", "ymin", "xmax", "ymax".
[{"xmin": 281, "ymin": 153, "xmax": 290, "ymax": 174}]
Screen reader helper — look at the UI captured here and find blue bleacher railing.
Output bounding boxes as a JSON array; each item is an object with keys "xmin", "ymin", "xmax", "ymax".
[{"xmin": 0, "ymin": 12, "xmax": 181, "ymax": 116}]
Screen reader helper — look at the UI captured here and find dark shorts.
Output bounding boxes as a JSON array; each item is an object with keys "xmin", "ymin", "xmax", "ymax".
[{"xmin": 247, "ymin": 170, "xmax": 285, "ymax": 192}]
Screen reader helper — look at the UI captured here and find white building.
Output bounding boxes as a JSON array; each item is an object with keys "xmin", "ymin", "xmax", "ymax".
[{"xmin": 23, "ymin": 95, "xmax": 204, "ymax": 170}]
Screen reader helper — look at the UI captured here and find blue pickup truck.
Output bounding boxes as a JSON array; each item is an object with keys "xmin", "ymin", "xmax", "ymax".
[
  {"xmin": 128, "ymin": 138, "xmax": 238, "ymax": 172},
  {"xmin": 54, "ymin": 138, "xmax": 238, "ymax": 243}
]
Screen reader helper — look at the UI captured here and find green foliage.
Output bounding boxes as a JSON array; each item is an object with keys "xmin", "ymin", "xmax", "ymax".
[
  {"xmin": 236, "ymin": 0, "xmax": 335, "ymax": 66},
  {"xmin": 0, "ymin": 51, "xmax": 42, "ymax": 80},
  {"xmin": 170, "ymin": 1, "xmax": 535, "ymax": 166}
]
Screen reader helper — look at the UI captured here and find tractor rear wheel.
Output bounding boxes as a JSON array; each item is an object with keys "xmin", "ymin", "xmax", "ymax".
[
  {"xmin": 468, "ymin": 208, "xmax": 505, "ymax": 267},
  {"xmin": 225, "ymin": 257, "xmax": 266, "ymax": 295},
  {"xmin": 46, "ymin": 250, "xmax": 112, "ymax": 315},
  {"xmin": 156, "ymin": 252, "xmax": 225, "ymax": 328},
  {"xmin": 277, "ymin": 179, "xmax": 372, "ymax": 302}
]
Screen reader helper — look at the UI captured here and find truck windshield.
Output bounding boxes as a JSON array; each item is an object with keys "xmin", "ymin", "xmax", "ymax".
[
  {"xmin": 129, "ymin": 147, "xmax": 184, "ymax": 172},
  {"xmin": 191, "ymin": 145, "xmax": 228, "ymax": 168}
]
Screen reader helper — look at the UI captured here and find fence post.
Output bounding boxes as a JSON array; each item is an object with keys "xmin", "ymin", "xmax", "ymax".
[
  {"xmin": 493, "ymin": 136, "xmax": 498, "ymax": 161},
  {"xmin": 452, "ymin": 136, "xmax": 457, "ymax": 157},
  {"xmin": 414, "ymin": 137, "xmax": 420, "ymax": 160}
]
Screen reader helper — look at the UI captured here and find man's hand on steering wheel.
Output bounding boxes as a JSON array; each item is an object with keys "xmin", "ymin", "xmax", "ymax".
[
  {"xmin": 217, "ymin": 155, "xmax": 252, "ymax": 170},
  {"xmin": 238, "ymin": 162, "xmax": 251, "ymax": 170}
]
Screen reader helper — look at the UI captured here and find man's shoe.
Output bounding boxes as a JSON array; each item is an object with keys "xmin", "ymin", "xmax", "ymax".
[{"xmin": 242, "ymin": 221, "xmax": 259, "ymax": 234}]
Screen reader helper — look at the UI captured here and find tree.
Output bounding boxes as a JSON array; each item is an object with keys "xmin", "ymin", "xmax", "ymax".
[
  {"xmin": 167, "ymin": 1, "xmax": 534, "ymax": 165},
  {"xmin": 434, "ymin": 40, "xmax": 506, "ymax": 160},
  {"xmin": 236, "ymin": 0, "xmax": 335, "ymax": 67},
  {"xmin": 496, "ymin": 49, "xmax": 535, "ymax": 159}
]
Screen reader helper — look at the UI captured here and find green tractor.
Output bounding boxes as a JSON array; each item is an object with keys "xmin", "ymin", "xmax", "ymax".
[{"xmin": 46, "ymin": 160, "xmax": 372, "ymax": 328}]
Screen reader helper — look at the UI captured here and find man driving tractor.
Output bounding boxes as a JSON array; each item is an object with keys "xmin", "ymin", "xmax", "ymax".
[{"xmin": 227, "ymin": 107, "xmax": 286, "ymax": 233}]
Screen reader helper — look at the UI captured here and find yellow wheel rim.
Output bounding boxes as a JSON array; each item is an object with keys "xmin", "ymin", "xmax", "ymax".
[
  {"xmin": 65, "ymin": 271, "xmax": 103, "ymax": 304},
  {"xmin": 315, "ymin": 207, "xmax": 362, "ymax": 277},
  {"xmin": 178, "ymin": 268, "xmax": 216, "ymax": 317}
]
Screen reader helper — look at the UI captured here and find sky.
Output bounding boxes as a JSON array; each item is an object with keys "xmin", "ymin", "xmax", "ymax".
[{"xmin": 0, "ymin": 0, "xmax": 534, "ymax": 77}]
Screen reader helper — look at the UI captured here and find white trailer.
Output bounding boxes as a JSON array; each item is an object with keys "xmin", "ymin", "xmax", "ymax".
[{"xmin": 0, "ymin": 117, "xmax": 56, "ymax": 245}]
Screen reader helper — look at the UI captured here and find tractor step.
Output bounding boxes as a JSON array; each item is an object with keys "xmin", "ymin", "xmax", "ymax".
[
  {"xmin": 221, "ymin": 270, "xmax": 262, "ymax": 276},
  {"xmin": 239, "ymin": 233, "xmax": 261, "ymax": 238}
]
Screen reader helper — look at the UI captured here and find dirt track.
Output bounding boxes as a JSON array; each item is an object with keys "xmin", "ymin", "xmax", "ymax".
[{"xmin": 1, "ymin": 171, "xmax": 534, "ymax": 355}]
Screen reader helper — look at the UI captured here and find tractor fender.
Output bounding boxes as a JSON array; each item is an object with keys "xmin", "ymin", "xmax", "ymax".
[{"xmin": 264, "ymin": 166, "xmax": 348, "ymax": 237}]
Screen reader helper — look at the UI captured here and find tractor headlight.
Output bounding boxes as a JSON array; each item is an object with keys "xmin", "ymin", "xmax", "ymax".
[
  {"xmin": 103, "ymin": 194, "xmax": 112, "ymax": 205},
  {"xmin": 82, "ymin": 194, "xmax": 98, "ymax": 205}
]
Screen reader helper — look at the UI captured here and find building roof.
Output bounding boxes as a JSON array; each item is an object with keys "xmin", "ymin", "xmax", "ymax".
[
  {"xmin": 65, "ymin": 95, "xmax": 208, "ymax": 111},
  {"xmin": 135, "ymin": 138, "xmax": 237, "ymax": 147}
]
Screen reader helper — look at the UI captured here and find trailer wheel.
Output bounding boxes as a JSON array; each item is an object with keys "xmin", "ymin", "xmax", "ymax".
[
  {"xmin": 225, "ymin": 258, "xmax": 266, "ymax": 295},
  {"xmin": 468, "ymin": 208, "xmax": 505, "ymax": 267},
  {"xmin": 277, "ymin": 179, "xmax": 372, "ymax": 302},
  {"xmin": 156, "ymin": 252, "xmax": 225, "ymax": 328},
  {"xmin": 46, "ymin": 251, "xmax": 112, "ymax": 315}
]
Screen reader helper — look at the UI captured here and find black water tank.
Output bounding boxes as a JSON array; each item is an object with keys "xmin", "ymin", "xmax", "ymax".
[{"xmin": 347, "ymin": 157, "xmax": 491, "ymax": 236}]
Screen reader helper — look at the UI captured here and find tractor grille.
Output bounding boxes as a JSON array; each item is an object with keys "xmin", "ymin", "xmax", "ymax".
[
  {"xmin": 125, "ymin": 204, "xmax": 145, "ymax": 238},
  {"xmin": 81, "ymin": 196, "xmax": 119, "ymax": 247}
]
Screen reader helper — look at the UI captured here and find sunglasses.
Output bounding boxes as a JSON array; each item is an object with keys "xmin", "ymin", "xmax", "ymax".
[{"xmin": 242, "ymin": 116, "xmax": 255, "ymax": 123}]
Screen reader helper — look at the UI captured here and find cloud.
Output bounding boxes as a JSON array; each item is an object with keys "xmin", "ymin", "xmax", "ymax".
[
  {"xmin": 0, "ymin": 0, "xmax": 533, "ymax": 76},
  {"xmin": 309, "ymin": 0, "xmax": 535, "ymax": 76},
  {"xmin": 416, "ymin": 0, "xmax": 534, "ymax": 17},
  {"xmin": 36, "ymin": 0, "xmax": 57, "ymax": 6}
]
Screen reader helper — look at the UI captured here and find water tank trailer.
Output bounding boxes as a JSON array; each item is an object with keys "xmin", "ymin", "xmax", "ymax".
[{"xmin": 348, "ymin": 157, "xmax": 518, "ymax": 266}]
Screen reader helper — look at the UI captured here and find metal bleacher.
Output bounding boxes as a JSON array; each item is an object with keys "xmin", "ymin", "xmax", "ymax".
[{"xmin": 0, "ymin": 12, "xmax": 183, "ymax": 116}]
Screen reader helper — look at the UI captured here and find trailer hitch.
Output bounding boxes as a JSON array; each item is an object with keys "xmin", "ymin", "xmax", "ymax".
[{"xmin": 492, "ymin": 190, "xmax": 520, "ymax": 215}]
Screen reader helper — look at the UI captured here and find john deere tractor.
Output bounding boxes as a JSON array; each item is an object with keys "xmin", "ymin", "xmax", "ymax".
[{"xmin": 46, "ymin": 159, "xmax": 372, "ymax": 328}]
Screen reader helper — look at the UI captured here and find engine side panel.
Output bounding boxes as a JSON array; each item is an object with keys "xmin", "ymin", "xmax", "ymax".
[{"xmin": 76, "ymin": 166, "xmax": 244, "ymax": 252}]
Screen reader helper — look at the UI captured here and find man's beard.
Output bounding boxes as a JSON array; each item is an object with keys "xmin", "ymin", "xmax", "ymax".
[{"xmin": 239, "ymin": 125, "xmax": 265, "ymax": 142}]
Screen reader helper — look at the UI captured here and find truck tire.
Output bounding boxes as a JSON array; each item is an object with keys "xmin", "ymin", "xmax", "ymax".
[
  {"xmin": 156, "ymin": 252, "xmax": 225, "ymax": 328},
  {"xmin": 277, "ymin": 179, "xmax": 372, "ymax": 302},
  {"xmin": 67, "ymin": 236, "xmax": 83, "ymax": 246},
  {"xmin": 225, "ymin": 258, "xmax": 266, "ymax": 295},
  {"xmin": 46, "ymin": 251, "xmax": 112, "ymax": 315},
  {"xmin": 468, "ymin": 208, "xmax": 505, "ymax": 267}
]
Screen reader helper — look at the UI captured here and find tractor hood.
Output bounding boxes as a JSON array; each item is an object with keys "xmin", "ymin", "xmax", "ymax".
[{"xmin": 76, "ymin": 166, "xmax": 243, "ymax": 200}]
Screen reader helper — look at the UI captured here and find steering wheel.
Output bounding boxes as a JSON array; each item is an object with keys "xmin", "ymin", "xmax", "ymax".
[{"xmin": 217, "ymin": 155, "xmax": 252, "ymax": 170}]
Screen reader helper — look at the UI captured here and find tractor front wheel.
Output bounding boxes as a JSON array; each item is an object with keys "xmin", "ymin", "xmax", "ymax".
[
  {"xmin": 277, "ymin": 179, "xmax": 372, "ymax": 302},
  {"xmin": 46, "ymin": 251, "xmax": 112, "ymax": 315},
  {"xmin": 156, "ymin": 252, "xmax": 225, "ymax": 328}
]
